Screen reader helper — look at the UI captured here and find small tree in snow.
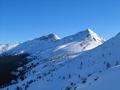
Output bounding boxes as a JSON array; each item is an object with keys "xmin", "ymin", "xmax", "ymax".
[
  {"xmin": 68, "ymin": 74, "xmax": 71, "ymax": 79},
  {"xmin": 106, "ymin": 62, "xmax": 110, "ymax": 69}
]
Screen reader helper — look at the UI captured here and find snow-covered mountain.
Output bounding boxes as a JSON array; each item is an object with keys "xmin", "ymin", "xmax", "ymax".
[
  {"xmin": 21, "ymin": 32, "xmax": 120, "ymax": 90},
  {"xmin": 2, "ymin": 29, "xmax": 120, "ymax": 90},
  {"xmin": 0, "ymin": 44, "xmax": 18, "ymax": 54},
  {"xmin": 6, "ymin": 29, "xmax": 104, "ymax": 57}
]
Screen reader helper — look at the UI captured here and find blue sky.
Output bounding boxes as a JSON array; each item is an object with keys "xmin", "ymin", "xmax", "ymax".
[{"xmin": 0, "ymin": 0, "xmax": 120, "ymax": 44}]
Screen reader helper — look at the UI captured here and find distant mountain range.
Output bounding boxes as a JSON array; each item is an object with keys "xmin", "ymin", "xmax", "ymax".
[{"xmin": 0, "ymin": 29, "xmax": 120, "ymax": 90}]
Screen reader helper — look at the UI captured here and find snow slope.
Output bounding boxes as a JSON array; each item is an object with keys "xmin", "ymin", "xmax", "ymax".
[{"xmin": 80, "ymin": 65, "xmax": 120, "ymax": 90}]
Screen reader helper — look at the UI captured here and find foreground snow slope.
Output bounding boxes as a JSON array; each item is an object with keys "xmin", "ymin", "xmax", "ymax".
[{"xmin": 80, "ymin": 66, "xmax": 120, "ymax": 90}]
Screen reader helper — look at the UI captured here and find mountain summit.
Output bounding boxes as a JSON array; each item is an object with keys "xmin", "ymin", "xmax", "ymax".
[{"xmin": 74, "ymin": 29, "xmax": 104, "ymax": 43}]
